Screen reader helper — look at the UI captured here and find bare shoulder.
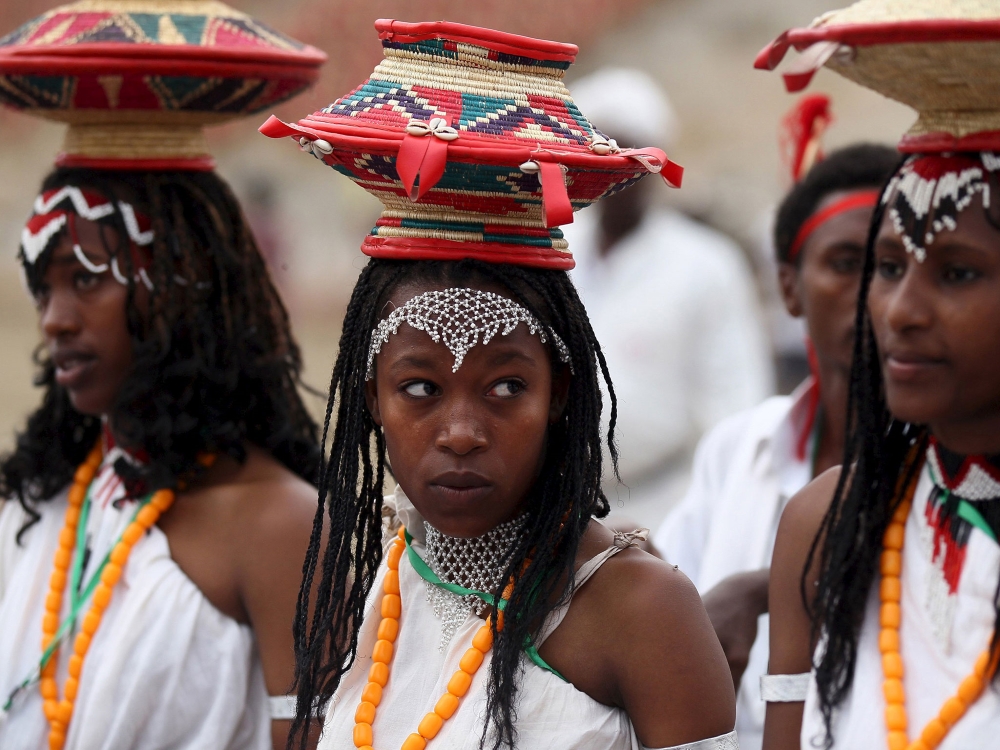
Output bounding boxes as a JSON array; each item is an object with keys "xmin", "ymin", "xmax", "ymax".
[
  {"xmin": 777, "ymin": 465, "xmax": 842, "ymax": 545},
  {"xmin": 544, "ymin": 521, "xmax": 734, "ymax": 746}
]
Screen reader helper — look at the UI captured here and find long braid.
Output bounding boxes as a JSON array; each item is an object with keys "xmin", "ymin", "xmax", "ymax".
[{"xmin": 290, "ymin": 259, "xmax": 617, "ymax": 750}]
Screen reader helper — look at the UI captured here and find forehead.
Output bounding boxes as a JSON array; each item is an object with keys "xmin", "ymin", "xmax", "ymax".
[{"xmin": 376, "ymin": 279, "xmax": 551, "ymax": 372}]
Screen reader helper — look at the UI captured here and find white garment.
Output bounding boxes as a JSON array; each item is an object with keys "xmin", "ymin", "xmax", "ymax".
[
  {"xmin": 0, "ymin": 451, "xmax": 270, "ymax": 750},
  {"xmin": 654, "ymin": 379, "xmax": 817, "ymax": 750},
  {"xmin": 800, "ymin": 465, "xmax": 1000, "ymax": 749},
  {"xmin": 566, "ymin": 207, "xmax": 774, "ymax": 530},
  {"xmin": 320, "ymin": 488, "xmax": 738, "ymax": 750}
]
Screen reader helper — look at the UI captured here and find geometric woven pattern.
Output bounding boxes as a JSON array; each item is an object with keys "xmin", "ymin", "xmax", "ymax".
[
  {"xmin": 261, "ymin": 19, "xmax": 680, "ymax": 269},
  {"xmin": 0, "ymin": 0, "xmax": 325, "ymax": 168}
]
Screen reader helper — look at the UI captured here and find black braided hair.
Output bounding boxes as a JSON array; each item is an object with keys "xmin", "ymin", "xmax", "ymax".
[
  {"xmin": 1, "ymin": 167, "xmax": 321, "ymax": 538},
  {"xmin": 290, "ymin": 257, "xmax": 618, "ymax": 750},
  {"xmin": 774, "ymin": 143, "xmax": 900, "ymax": 265},
  {"xmin": 806, "ymin": 152, "xmax": 1000, "ymax": 746}
]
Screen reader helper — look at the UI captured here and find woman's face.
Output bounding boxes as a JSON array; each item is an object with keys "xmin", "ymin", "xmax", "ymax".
[
  {"xmin": 780, "ymin": 189, "xmax": 873, "ymax": 376},
  {"xmin": 366, "ymin": 280, "xmax": 569, "ymax": 538},
  {"xmin": 869, "ymin": 201, "xmax": 1000, "ymax": 452},
  {"xmin": 32, "ymin": 218, "xmax": 133, "ymax": 417}
]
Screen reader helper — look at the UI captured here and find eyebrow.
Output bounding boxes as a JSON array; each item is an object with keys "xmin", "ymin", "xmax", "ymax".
[
  {"xmin": 388, "ymin": 355, "xmax": 440, "ymax": 372},
  {"xmin": 484, "ymin": 349, "xmax": 538, "ymax": 367}
]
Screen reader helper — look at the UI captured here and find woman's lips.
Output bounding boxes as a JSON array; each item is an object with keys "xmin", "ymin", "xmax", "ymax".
[
  {"xmin": 428, "ymin": 471, "xmax": 494, "ymax": 503},
  {"xmin": 884, "ymin": 352, "xmax": 945, "ymax": 382},
  {"xmin": 53, "ymin": 352, "xmax": 98, "ymax": 389}
]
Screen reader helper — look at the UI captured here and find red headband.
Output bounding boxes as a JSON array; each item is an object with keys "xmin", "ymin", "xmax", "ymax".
[{"xmin": 787, "ymin": 189, "xmax": 881, "ymax": 261}]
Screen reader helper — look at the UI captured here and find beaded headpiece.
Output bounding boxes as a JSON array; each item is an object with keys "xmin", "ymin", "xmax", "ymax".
[
  {"xmin": 0, "ymin": 0, "xmax": 325, "ymax": 170},
  {"xmin": 260, "ymin": 19, "xmax": 683, "ymax": 270},
  {"xmin": 366, "ymin": 288, "xmax": 570, "ymax": 379}
]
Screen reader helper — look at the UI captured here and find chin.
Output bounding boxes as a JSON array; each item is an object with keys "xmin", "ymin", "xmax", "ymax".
[
  {"xmin": 67, "ymin": 391, "xmax": 112, "ymax": 418},
  {"xmin": 885, "ymin": 392, "xmax": 945, "ymax": 427}
]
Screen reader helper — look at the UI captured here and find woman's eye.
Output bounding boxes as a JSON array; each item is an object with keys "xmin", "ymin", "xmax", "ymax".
[
  {"xmin": 830, "ymin": 256, "xmax": 862, "ymax": 274},
  {"xmin": 942, "ymin": 265, "xmax": 980, "ymax": 284},
  {"xmin": 403, "ymin": 381, "xmax": 439, "ymax": 398},
  {"xmin": 74, "ymin": 272, "xmax": 101, "ymax": 291},
  {"xmin": 877, "ymin": 258, "xmax": 904, "ymax": 280},
  {"xmin": 488, "ymin": 379, "xmax": 524, "ymax": 398}
]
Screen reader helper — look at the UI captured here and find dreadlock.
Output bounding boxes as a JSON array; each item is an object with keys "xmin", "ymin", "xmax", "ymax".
[
  {"xmin": 290, "ymin": 257, "xmax": 618, "ymax": 750},
  {"xmin": 774, "ymin": 143, "xmax": 900, "ymax": 264},
  {"xmin": 1, "ymin": 167, "xmax": 321, "ymax": 538},
  {"xmin": 805, "ymin": 152, "xmax": 1000, "ymax": 746}
]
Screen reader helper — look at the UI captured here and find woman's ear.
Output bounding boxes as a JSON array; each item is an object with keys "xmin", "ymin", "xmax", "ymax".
[
  {"xmin": 549, "ymin": 364, "xmax": 572, "ymax": 424},
  {"xmin": 365, "ymin": 376, "xmax": 383, "ymax": 426},
  {"xmin": 777, "ymin": 261, "xmax": 805, "ymax": 318}
]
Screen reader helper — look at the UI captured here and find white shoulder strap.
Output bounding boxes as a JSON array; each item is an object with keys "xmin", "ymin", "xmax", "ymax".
[
  {"xmin": 643, "ymin": 729, "xmax": 740, "ymax": 749},
  {"xmin": 759, "ymin": 672, "xmax": 811, "ymax": 702}
]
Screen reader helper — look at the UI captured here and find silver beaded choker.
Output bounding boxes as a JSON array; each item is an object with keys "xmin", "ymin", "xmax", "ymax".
[{"xmin": 423, "ymin": 514, "xmax": 526, "ymax": 650}]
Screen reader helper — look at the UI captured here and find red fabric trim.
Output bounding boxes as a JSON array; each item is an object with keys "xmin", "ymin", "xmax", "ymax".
[
  {"xmin": 362, "ymin": 235, "xmax": 575, "ymax": 270},
  {"xmin": 259, "ymin": 116, "xmax": 669, "ymax": 173},
  {"xmin": 1, "ymin": 42, "xmax": 326, "ymax": 67},
  {"xmin": 899, "ymin": 130, "xmax": 1000, "ymax": 153},
  {"xmin": 785, "ymin": 19, "xmax": 1000, "ymax": 49},
  {"xmin": 538, "ymin": 160, "xmax": 574, "ymax": 227},
  {"xmin": 56, "ymin": 154, "xmax": 216, "ymax": 171},
  {"xmin": 0, "ymin": 52, "xmax": 322, "ymax": 81},
  {"xmin": 788, "ymin": 189, "xmax": 880, "ymax": 261},
  {"xmin": 373, "ymin": 19, "xmax": 577, "ymax": 62}
]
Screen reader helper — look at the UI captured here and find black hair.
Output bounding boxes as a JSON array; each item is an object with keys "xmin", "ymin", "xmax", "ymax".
[
  {"xmin": 805, "ymin": 152, "xmax": 1000, "ymax": 746},
  {"xmin": 774, "ymin": 143, "xmax": 900, "ymax": 264},
  {"xmin": 290, "ymin": 257, "xmax": 618, "ymax": 750},
  {"xmin": 1, "ymin": 167, "xmax": 321, "ymax": 536}
]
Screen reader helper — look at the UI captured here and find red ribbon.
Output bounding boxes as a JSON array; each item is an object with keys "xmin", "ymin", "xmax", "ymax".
[
  {"xmin": 396, "ymin": 125, "xmax": 451, "ymax": 200},
  {"xmin": 537, "ymin": 161, "xmax": 573, "ymax": 228},
  {"xmin": 788, "ymin": 189, "xmax": 880, "ymax": 261}
]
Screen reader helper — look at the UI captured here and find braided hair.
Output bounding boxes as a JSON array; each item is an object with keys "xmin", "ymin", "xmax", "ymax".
[
  {"xmin": 290, "ymin": 257, "xmax": 618, "ymax": 750},
  {"xmin": 774, "ymin": 143, "xmax": 900, "ymax": 264},
  {"xmin": 1, "ymin": 167, "xmax": 321, "ymax": 537},
  {"xmin": 805, "ymin": 152, "xmax": 1000, "ymax": 746}
]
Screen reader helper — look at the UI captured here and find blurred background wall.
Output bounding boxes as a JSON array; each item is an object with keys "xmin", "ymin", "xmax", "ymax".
[{"xmin": 0, "ymin": 0, "xmax": 915, "ymax": 452}]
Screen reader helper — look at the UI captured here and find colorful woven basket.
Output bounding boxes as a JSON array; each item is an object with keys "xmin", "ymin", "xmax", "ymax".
[
  {"xmin": 260, "ymin": 19, "xmax": 682, "ymax": 270},
  {"xmin": 755, "ymin": 0, "xmax": 1000, "ymax": 152},
  {"xmin": 0, "ymin": 0, "xmax": 326, "ymax": 170}
]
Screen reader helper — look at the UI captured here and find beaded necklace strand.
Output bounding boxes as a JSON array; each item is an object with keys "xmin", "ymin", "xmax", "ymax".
[
  {"xmin": 880, "ymin": 469, "xmax": 999, "ymax": 750},
  {"xmin": 353, "ymin": 527, "xmax": 508, "ymax": 750},
  {"xmin": 36, "ymin": 446, "xmax": 218, "ymax": 750}
]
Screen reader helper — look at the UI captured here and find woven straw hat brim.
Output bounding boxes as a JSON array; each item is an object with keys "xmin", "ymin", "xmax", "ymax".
[{"xmin": 0, "ymin": 0, "xmax": 325, "ymax": 168}]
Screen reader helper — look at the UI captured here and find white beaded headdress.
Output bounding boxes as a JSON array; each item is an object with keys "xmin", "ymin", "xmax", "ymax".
[{"xmin": 366, "ymin": 288, "xmax": 570, "ymax": 380}]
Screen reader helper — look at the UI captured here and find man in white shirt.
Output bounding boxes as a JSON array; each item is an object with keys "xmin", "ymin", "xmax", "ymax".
[
  {"xmin": 565, "ymin": 68, "xmax": 774, "ymax": 531},
  {"xmin": 654, "ymin": 143, "xmax": 900, "ymax": 750}
]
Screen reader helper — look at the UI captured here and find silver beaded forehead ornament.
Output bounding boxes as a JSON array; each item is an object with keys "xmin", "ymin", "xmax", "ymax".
[{"xmin": 366, "ymin": 287, "xmax": 571, "ymax": 380}]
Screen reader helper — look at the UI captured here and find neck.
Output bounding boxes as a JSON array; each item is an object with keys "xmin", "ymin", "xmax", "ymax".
[
  {"xmin": 813, "ymin": 360, "xmax": 850, "ymax": 476},
  {"xmin": 929, "ymin": 412, "xmax": 1000, "ymax": 456}
]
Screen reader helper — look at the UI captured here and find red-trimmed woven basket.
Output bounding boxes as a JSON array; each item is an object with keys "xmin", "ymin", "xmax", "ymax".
[
  {"xmin": 0, "ymin": 0, "xmax": 326, "ymax": 170},
  {"xmin": 260, "ymin": 19, "xmax": 683, "ymax": 270},
  {"xmin": 755, "ymin": 0, "xmax": 1000, "ymax": 153}
]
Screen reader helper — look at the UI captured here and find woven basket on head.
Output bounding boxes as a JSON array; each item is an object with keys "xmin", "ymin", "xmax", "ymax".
[
  {"xmin": 0, "ymin": 0, "xmax": 325, "ymax": 170},
  {"xmin": 260, "ymin": 19, "xmax": 683, "ymax": 270},
  {"xmin": 755, "ymin": 0, "xmax": 1000, "ymax": 152}
]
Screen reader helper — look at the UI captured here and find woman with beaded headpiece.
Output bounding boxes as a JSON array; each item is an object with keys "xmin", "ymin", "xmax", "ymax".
[
  {"xmin": 756, "ymin": 1, "xmax": 1000, "ymax": 748},
  {"xmin": 0, "ymin": 2, "xmax": 327, "ymax": 749},
  {"xmin": 260, "ymin": 18, "xmax": 737, "ymax": 750}
]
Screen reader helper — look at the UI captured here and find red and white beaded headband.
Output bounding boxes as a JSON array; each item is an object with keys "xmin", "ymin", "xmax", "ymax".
[{"xmin": 21, "ymin": 186, "xmax": 154, "ymax": 288}]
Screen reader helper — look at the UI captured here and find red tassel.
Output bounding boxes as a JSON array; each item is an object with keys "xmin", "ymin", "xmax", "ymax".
[
  {"xmin": 780, "ymin": 94, "xmax": 832, "ymax": 183},
  {"xmin": 537, "ymin": 161, "xmax": 574, "ymax": 228}
]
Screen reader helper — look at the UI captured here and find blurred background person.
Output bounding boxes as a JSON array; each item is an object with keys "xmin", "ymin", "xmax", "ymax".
[
  {"xmin": 654, "ymin": 95, "xmax": 900, "ymax": 750},
  {"xmin": 565, "ymin": 67, "xmax": 774, "ymax": 530}
]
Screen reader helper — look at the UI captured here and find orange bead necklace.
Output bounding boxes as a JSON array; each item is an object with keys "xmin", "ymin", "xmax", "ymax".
[
  {"xmin": 880, "ymin": 471, "xmax": 999, "ymax": 750},
  {"xmin": 38, "ymin": 445, "xmax": 179, "ymax": 750},
  {"xmin": 352, "ymin": 527, "xmax": 507, "ymax": 750}
]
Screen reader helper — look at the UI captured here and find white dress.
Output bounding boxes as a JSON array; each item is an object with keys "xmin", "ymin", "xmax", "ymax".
[
  {"xmin": 800, "ymin": 464, "xmax": 1000, "ymax": 749},
  {"xmin": 0, "ymin": 448, "xmax": 270, "ymax": 749},
  {"xmin": 655, "ymin": 378, "xmax": 817, "ymax": 750},
  {"xmin": 318, "ymin": 488, "xmax": 740, "ymax": 750}
]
